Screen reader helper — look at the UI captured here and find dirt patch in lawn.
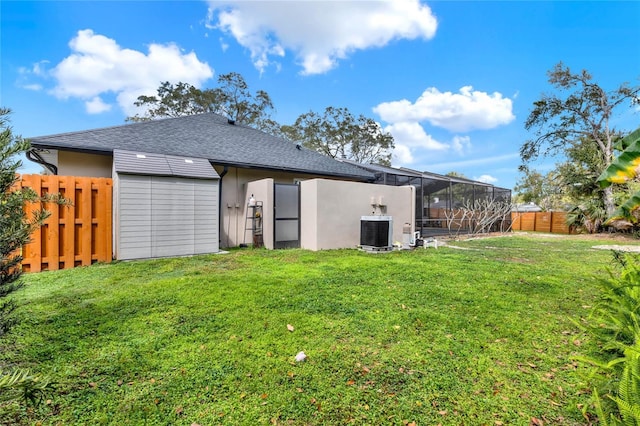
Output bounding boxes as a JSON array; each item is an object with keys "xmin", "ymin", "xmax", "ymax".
[
  {"xmin": 591, "ymin": 244, "xmax": 640, "ymax": 253},
  {"xmin": 512, "ymin": 232, "xmax": 640, "ymax": 252},
  {"xmin": 445, "ymin": 231, "xmax": 640, "ymax": 253}
]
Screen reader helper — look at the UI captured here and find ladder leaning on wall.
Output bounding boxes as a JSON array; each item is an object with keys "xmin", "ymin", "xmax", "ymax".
[{"xmin": 243, "ymin": 200, "xmax": 264, "ymax": 248}]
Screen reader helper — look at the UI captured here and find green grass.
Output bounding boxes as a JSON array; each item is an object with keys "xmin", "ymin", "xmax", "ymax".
[{"xmin": 0, "ymin": 234, "xmax": 634, "ymax": 425}]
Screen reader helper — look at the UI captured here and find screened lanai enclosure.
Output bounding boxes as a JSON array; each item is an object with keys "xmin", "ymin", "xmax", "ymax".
[{"xmin": 347, "ymin": 162, "xmax": 512, "ymax": 237}]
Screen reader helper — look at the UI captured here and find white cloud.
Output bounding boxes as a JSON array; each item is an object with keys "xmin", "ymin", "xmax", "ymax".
[
  {"xmin": 451, "ymin": 135, "xmax": 471, "ymax": 155},
  {"xmin": 31, "ymin": 61, "xmax": 50, "ymax": 77},
  {"xmin": 47, "ymin": 29, "xmax": 213, "ymax": 116},
  {"xmin": 374, "ymin": 85, "xmax": 515, "ymax": 172},
  {"xmin": 85, "ymin": 96, "xmax": 112, "ymax": 114},
  {"xmin": 22, "ymin": 84, "xmax": 43, "ymax": 92},
  {"xmin": 18, "ymin": 60, "xmax": 50, "ymax": 77},
  {"xmin": 17, "ymin": 61, "xmax": 51, "ymax": 90},
  {"xmin": 392, "ymin": 144, "xmax": 414, "ymax": 164},
  {"xmin": 219, "ymin": 37, "xmax": 229, "ymax": 52},
  {"xmin": 384, "ymin": 121, "xmax": 448, "ymax": 150},
  {"xmin": 474, "ymin": 174, "xmax": 498, "ymax": 184},
  {"xmin": 373, "ymin": 86, "xmax": 515, "ymax": 132},
  {"xmin": 383, "ymin": 123, "xmax": 483, "ymax": 169},
  {"xmin": 206, "ymin": 0, "xmax": 437, "ymax": 75}
]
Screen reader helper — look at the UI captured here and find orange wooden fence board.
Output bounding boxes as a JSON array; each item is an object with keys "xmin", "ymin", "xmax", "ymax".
[
  {"xmin": 511, "ymin": 214, "xmax": 522, "ymax": 230},
  {"xmin": 551, "ymin": 213, "xmax": 570, "ymax": 234},
  {"xmin": 15, "ymin": 175, "xmax": 113, "ymax": 272},
  {"xmin": 511, "ymin": 212, "xmax": 570, "ymax": 234},
  {"xmin": 536, "ymin": 212, "xmax": 552, "ymax": 233}
]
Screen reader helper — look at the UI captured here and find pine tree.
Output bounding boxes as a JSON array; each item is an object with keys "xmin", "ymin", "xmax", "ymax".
[{"xmin": 0, "ymin": 108, "xmax": 50, "ymax": 335}]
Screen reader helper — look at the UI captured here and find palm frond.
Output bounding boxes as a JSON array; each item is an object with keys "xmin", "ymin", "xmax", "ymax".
[{"xmin": 0, "ymin": 368, "xmax": 54, "ymax": 406}]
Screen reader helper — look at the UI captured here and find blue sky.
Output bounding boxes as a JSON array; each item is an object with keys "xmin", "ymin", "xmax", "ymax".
[{"xmin": 2, "ymin": 1, "xmax": 639, "ymax": 190}]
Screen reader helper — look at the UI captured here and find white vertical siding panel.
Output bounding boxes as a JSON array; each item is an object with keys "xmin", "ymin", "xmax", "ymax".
[
  {"xmin": 151, "ymin": 177, "xmax": 194, "ymax": 258},
  {"xmin": 194, "ymin": 180, "xmax": 219, "ymax": 253},
  {"xmin": 117, "ymin": 175, "xmax": 153, "ymax": 260}
]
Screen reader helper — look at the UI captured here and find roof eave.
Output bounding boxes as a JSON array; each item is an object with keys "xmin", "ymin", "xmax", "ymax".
[
  {"xmin": 29, "ymin": 144, "xmax": 374, "ymax": 182},
  {"xmin": 29, "ymin": 143, "xmax": 112, "ymax": 156},
  {"xmin": 211, "ymin": 160, "xmax": 374, "ymax": 181}
]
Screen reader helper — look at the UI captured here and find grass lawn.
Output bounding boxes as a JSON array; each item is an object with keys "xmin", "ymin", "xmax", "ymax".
[{"xmin": 1, "ymin": 233, "xmax": 635, "ymax": 425}]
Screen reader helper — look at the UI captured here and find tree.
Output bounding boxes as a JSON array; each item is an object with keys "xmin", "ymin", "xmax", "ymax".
[
  {"xmin": 283, "ymin": 106, "xmax": 395, "ymax": 165},
  {"xmin": 515, "ymin": 137, "xmax": 607, "ymax": 211},
  {"xmin": 214, "ymin": 72, "xmax": 275, "ymax": 131},
  {"xmin": 0, "ymin": 108, "xmax": 61, "ymax": 335},
  {"xmin": 444, "ymin": 198, "xmax": 513, "ymax": 236},
  {"xmin": 1, "ymin": 109, "xmax": 34, "ymax": 335},
  {"xmin": 598, "ymin": 127, "xmax": 640, "ymax": 225},
  {"xmin": 0, "ymin": 109, "xmax": 61, "ymax": 412},
  {"xmin": 127, "ymin": 72, "xmax": 276, "ymax": 133},
  {"xmin": 554, "ymin": 136, "xmax": 606, "ymax": 202},
  {"xmin": 445, "ymin": 171, "xmax": 468, "ymax": 179},
  {"xmin": 127, "ymin": 81, "xmax": 218, "ymax": 121},
  {"xmin": 520, "ymin": 62, "xmax": 640, "ymax": 216},
  {"xmin": 513, "ymin": 169, "xmax": 560, "ymax": 210}
]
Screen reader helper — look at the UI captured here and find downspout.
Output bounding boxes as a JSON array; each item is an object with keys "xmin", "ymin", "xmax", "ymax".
[
  {"xmin": 419, "ymin": 176, "xmax": 424, "ymax": 237},
  {"xmin": 26, "ymin": 149, "xmax": 58, "ymax": 175},
  {"xmin": 218, "ymin": 165, "xmax": 229, "ymax": 247}
]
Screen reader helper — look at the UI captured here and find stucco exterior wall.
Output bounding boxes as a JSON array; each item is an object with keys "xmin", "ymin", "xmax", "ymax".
[
  {"xmin": 300, "ymin": 179, "xmax": 415, "ymax": 251},
  {"xmin": 58, "ymin": 151, "xmax": 112, "ymax": 177},
  {"xmin": 213, "ymin": 167, "xmax": 343, "ymax": 248}
]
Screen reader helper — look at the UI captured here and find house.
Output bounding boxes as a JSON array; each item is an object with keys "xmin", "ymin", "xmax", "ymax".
[
  {"xmin": 513, "ymin": 202, "xmax": 543, "ymax": 212},
  {"xmin": 27, "ymin": 113, "xmax": 415, "ymax": 258}
]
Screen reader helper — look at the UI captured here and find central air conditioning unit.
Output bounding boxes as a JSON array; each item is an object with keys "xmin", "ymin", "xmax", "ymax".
[{"xmin": 360, "ymin": 215, "xmax": 393, "ymax": 251}]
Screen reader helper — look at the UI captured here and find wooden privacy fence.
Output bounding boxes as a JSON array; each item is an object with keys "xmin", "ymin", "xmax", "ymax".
[
  {"xmin": 511, "ymin": 211, "xmax": 571, "ymax": 234},
  {"xmin": 15, "ymin": 175, "xmax": 113, "ymax": 272}
]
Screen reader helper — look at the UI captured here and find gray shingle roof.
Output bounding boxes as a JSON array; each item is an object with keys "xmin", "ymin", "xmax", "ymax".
[{"xmin": 29, "ymin": 113, "xmax": 374, "ymax": 181}]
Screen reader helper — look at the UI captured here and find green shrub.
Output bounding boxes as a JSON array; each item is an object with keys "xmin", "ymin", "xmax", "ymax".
[
  {"xmin": 579, "ymin": 252, "xmax": 640, "ymax": 425},
  {"xmin": 612, "ymin": 347, "xmax": 640, "ymax": 425}
]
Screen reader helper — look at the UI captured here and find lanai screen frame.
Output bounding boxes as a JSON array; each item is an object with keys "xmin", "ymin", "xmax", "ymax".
[{"xmin": 351, "ymin": 162, "xmax": 512, "ymax": 237}]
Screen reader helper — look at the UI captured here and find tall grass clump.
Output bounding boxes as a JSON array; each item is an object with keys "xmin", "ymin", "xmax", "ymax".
[{"xmin": 579, "ymin": 252, "xmax": 640, "ymax": 425}]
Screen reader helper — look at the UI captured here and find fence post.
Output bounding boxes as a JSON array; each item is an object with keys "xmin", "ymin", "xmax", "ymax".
[
  {"xmin": 43, "ymin": 175, "xmax": 60, "ymax": 270},
  {"xmin": 61, "ymin": 175, "xmax": 75, "ymax": 269},
  {"xmin": 23, "ymin": 175, "xmax": 42, "ymax": 272},
  {"xmin": 77, "ymin": 178, "xmax": 92, "ymax": 266}
]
